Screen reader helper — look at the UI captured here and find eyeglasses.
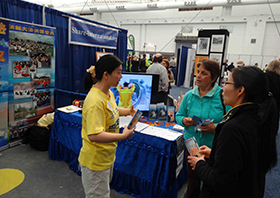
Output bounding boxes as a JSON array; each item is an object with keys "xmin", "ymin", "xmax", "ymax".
[{"xmin": 225, "ymin": 82, "xmax": 235, "ymax": 85}]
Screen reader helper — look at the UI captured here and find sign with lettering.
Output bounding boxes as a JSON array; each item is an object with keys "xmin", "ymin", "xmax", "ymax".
[{"xmin": 69, "ymin": 18, "xmax": 118, "ymax": 49}]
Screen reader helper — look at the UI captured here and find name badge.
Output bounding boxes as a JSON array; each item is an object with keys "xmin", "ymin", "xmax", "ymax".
[{"xmin": 107, "ymin": 101, "xmax": 113, "ymax": 112}]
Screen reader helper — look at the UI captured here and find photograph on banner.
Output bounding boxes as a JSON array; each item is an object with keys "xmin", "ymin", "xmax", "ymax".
[
  {"xmin": 31, "ymin": 91, "xmax": 51, "ymax": 108},
  {"xmin": 9, "ymin": 31, "xmax": 54, "ymax": 57},
  {"xmin": 197, "ymin": 37, "xmax": 210, "ymax": 55},
  {"xmin": 210, "ymin": 35, "xmax": 225, "ymax": 52},
  {"xmin": 13, "ymin": 81, "xmax": 36, "ymax": 100},
  {"xmin": 31, "ymin": 73, "xmax": 51, "ymax": 88},
  {"xmin": 96, "ymin": 51, "xmax": 114, "ymax": 61},
  {"xmin": 14, "ymin": 101, "xmax": 37, "ymax": 121},
  {"xmin": 209, "ymin": 53, "xmax": 223, "ymax": 67},
  {"xmin": 12, "ymin": 60, "xmax": 35, "ymax": 78},
  {"xmin": 194, "ymin": 56, "xmax": 209, "ymax": 75},
  {"xmin": 32, "ymin": 53, "xmax": 52, "ymax": 68},
  {"xmin": 0, "ymin": 20, "xmax": 9, "ymax": 93},
  {"xmin": 8, "ymin": 119, "xmax": 29, "ymax": 142},
  {"xmin": 32, "ymin": 88, "xmax": 55, "ymax": 115}
]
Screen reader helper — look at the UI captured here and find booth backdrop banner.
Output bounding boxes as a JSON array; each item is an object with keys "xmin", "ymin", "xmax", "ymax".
[
  {"xmin": 0, "ymin": 19, "xmax": 9, "ymax": 91},
  {"xmin": 0, "ymin": 19, "xmax": 9, "ymax": 149},
  {"xmin": 8, "ymin": 19, "xmax": 55, "ymax": 144},
  {"xmin": 69, "ymin": 18, "xmax": 118, "ymax": 49},
  {"xmin": 0, "ymin": 92, "xmax": 8, "ymax": 148}
]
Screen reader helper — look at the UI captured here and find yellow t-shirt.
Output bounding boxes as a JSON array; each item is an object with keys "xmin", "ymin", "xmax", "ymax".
[
  {"xmin": 78, "ymin": 87, "xmax": 119, "ymax": 171},
  {"xmin": 117, "ymin": 83, "xmax": 135, "ymax": 108}
]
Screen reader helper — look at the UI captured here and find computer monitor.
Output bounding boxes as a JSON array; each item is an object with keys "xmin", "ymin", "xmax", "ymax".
[{"xmin": 110, "ymin": 72, "xmax": 159, "ymax": 111}]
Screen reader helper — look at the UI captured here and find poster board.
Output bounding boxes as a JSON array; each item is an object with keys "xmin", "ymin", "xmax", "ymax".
[
  {"xmin": 1, "ymin": 18, "xmax": 56, "ymax": 145},
  {"xmin": 196, "ymin": 30, "xmax": 230, "ymax": 86}
]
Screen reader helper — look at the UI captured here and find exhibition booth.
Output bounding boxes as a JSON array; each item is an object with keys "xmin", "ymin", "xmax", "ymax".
[
  {"xmin": 0, "ymin": 1, "xmax": 187, "ymax": 197},
  {"xmin": 0, "ymin": 0, "xmax": 127, "ymax": 148}
]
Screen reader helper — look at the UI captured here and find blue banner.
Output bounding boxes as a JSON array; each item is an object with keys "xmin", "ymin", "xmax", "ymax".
[
  {"xmin": 0, "ymin": 92, "xmax": 8, "ymax": 148},
  {"xmin": 0, "ymin": 19, "xmax": 9, "ymax": 92},
  {"xmin": 69, "ymin": 18, "xmax": 118, "ymax": 49}
]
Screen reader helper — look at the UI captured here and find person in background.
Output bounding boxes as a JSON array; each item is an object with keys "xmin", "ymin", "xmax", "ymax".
[
  {"xmin": 131, "ymin": 55, "xmax": 140, "ymax": 72},
  {"xmin": 169, "ymin": 57, "xmax": 176, "ymax": 68},
  {"xmin": 176, "ymin": 59, "xmax": 231, "ymax": 198},
  {"xmin": 79, "ymin": 55, "xmax": 136, "ymax": 198},
  {"xmin": 139, "ymin": 54, "xmax": 147, "ymax": 72},
  {"xmin": 255, "ymin": 63, "xmax": 259, "ymax": 67},
  {"xmin": 265, "ymin": 59, "xmax": 280, "ymax": 112},
  {"xmin": 223, "ymin": 59, "xmax": 228, "ymax": 71},
  {"xmin": 146, "ymin": 53, "xmax": 169, "ymax": 104},
  {"xmin": 126, "ymin": 53, "xmax": 131, "ymax": 72},
  {"xmin": 162, "ymin": 59, "xmax": 174, "ymax": 94},
  {"xmin": 188, "ymin": 66, "xmax": 278, "ymax": 198},
  {"xmin": 236, "ymin": 60, "xmax": 245, "ymax": 68},
  {"xmin": 227, "ymin": 62, "xmax": 235, "ymax": 72}
]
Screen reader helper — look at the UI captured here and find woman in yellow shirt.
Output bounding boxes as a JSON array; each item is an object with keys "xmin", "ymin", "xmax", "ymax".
[{"xmin": 79, "ymin": 54, "xmax": 136, "ymax": 198}]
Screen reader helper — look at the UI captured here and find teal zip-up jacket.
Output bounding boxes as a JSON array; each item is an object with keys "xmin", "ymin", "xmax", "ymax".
[{"xmin": 176, "ymin": 83, "xmax": 231, "ymax": 148}]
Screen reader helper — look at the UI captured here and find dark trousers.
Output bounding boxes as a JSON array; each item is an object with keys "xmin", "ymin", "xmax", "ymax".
[{"xmin": 186, "ymin": 151, "xmax": 201, "ymax": 198}]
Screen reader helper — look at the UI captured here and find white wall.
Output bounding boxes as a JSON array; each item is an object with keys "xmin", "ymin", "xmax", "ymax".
[{"xmin": 83, "ymin": 3, "xmax": 280, "ymax": 65}]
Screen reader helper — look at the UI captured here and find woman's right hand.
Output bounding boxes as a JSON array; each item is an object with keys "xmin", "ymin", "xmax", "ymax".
[
  {"xmin": 183, "ymin": 117, "xmax": 196, "ymax": 127},
  {"xmin": 122, "ymin": 125, "xmax": 135, "ymax": 140},
  {"xmin": 199, "ymin": 145, "xmax": 211, "ymax": 159}
]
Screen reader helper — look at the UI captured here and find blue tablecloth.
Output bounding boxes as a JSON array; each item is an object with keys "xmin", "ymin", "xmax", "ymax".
[{"xmin": 49, "ymin": 110, "xmax": 187, "ymax": 198}]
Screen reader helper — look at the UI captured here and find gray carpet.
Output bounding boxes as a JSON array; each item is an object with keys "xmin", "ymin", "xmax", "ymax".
[{"xmin": 0, "ymin": 144, "xmax": 187, "ymax": 198}]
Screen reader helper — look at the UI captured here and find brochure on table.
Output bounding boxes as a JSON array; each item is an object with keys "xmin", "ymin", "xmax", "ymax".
[{"xmin": 119, "ymin": 116, "xmax": 182, "ymax": 141}]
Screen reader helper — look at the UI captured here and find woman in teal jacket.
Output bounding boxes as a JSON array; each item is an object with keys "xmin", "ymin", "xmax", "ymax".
[{"xmin": 176, "ymin": 59, "xmax": 231, "ymax": 198}]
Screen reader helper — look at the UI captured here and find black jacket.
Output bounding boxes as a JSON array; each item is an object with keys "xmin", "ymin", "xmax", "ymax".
[
  {"xmin": 265, "ymin": 71, "xmax": 280, "ymax": 112},
  {"xmin": 195, "ymin": 103, "xmax": 263, "ymax": 198}
]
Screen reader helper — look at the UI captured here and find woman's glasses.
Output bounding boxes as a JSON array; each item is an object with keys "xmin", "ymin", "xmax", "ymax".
[{"xmin": 225, "ymin": 82, "xmax": 234, "ymax": 85}]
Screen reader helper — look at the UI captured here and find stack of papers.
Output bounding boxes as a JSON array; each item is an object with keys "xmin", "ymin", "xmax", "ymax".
[
  {"xmin": 141, "ymin": 126, "xmax": 182, "ymax": 141},
  {"xmin": 57, "ymin": 105, "xmax": 82, "ymax": 113},
  {"xmin": 119, "ymin": 116, "xmax": 182, "ymax": 141}
]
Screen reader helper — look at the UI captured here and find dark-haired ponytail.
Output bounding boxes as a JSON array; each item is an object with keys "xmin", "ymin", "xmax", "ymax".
[
  {"xmin": 83, "ymin": 73, "xmax": 98, "ymax": 91},
  {"xmin": 257, "ymin": 94, "xmax": 279, "ymax": 173},
  {"xmin": 232, "ymin": 66, "xmax": 279, "ymax": 173}
]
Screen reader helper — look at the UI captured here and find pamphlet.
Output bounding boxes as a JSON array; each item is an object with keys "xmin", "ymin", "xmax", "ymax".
[
  {"xmin": 157, "ymin": 103, "xmax": 167, "ymax": 121},
  {"xmin": 148, "ymin": 104, "xmax": 157, "ymax": 120},
  {"xmin": 192, "ymin": 115, "xmax": 214, "ymax": 132},
  {"xmin": 167, "ymin": 106, "xmax": 175, "ymax": 123},
  {"xmin": 127, "ymin": 110, "xmax": 143, "ymax": 130},
  {"xmin": 184, "ymin": 136, "xmax": 201, "ymax": 157}
]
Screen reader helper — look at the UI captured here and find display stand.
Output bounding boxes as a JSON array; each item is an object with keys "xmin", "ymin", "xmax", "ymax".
[{"xmin": 195, "ymin": 29, "xmax": 230, "ymax": 86}]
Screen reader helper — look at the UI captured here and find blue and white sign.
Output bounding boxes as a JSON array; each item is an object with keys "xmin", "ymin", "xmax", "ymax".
[{"xmin": 69, "ymin": 18, "xmax": 118, "ymax": 49}]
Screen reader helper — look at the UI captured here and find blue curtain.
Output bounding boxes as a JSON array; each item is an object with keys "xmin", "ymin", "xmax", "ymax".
[
  {"xmin": 0, "ymin": 0, "xmax": 42, "ymax": 24},
  {"xmin": 177, "ymin": 45, "xmax": 189, "ymax": 87},
  {"xmin": 0, "ymin": 0, "xmax": 128, "ymax": 108}
]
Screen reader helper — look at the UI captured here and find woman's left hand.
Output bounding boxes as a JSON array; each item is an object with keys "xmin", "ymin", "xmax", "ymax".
[
  {"xmin": 187, "ymin": 155, "xmax": 205, "ymax": 170},
  {"xmin": 199, "ymin": 122, "xmax": 216, "ymax": 133},
  {"xmin": 129, "ymin": 105, "xmax": 137, "ymax": 117}
]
